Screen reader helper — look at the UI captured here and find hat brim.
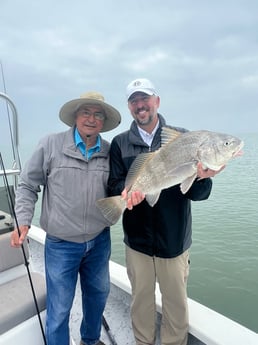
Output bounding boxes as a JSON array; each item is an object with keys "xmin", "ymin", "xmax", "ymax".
[
  {"xmin": 59, "ymin": 98, "xmax": 121, "ymax": 132},
  {"xmin": 127, "ymin": 89, "xmax": 154, "ymax": 100}
]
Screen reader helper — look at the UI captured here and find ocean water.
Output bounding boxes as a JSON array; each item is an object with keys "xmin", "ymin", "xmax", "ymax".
[{"xmin": 1, "ymin": 132, "xmax": 257, "ymax": 333}]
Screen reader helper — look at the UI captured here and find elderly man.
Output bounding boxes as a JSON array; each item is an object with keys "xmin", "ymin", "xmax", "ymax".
[{"xmin": 11, "ymin": 92, "xmax": 121, "ymax": 345}]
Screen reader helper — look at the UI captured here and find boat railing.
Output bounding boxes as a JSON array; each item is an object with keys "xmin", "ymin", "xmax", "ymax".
[{"xmin": 0, "ymin": 92, "xmax": 21, "ymax": 188}]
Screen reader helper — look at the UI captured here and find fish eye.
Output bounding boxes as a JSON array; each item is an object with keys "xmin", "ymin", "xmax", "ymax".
[{"xmin": 224, "ymin": 139, "xmax": 234, "ymax": 147}]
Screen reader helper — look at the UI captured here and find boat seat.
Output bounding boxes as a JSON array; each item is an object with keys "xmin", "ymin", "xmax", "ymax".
[
  {"xmin": 0, "ymin": 231, "xmax": 29, "ymax": 273},
  {"xmin": 0, "ymin": 232, "xmax": 46, "ymax": 335}
]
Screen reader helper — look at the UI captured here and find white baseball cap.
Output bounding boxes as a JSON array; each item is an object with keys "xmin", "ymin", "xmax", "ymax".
[{"xmin": 126, "ymin": 78, "xmax": 156, "ymax": 100}]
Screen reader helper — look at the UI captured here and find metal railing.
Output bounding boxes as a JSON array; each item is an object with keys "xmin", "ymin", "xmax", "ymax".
[{"xmin": 0, "ymin": 92, "xmax": 21, "ymax": 188}]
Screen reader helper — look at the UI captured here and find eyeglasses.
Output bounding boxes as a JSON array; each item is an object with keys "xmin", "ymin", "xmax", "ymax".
[{"xmin": 77, "ymin": 109, "xmax": 105, "ymax": 121}]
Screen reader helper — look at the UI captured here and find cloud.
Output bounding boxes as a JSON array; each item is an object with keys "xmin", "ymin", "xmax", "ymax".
[
  {"xmin": 0, "ymin": 0, "xmax": 258, "ymax": 152},
  {"xmin": 241, "ymin": 75, "xmax": 258, "ymax": 88},
  {"xmin": 125, "ymin": 50, "xmax": 168, "ymax": 71}
]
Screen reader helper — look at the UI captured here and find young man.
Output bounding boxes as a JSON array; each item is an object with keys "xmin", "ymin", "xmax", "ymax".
[
  {"xmin": 108, "ymin": 78, "xmax": 220, "ymax": 345},
  {"xmin": 11, "ymin": 91, "xmax": 121, "ymax": 345}
]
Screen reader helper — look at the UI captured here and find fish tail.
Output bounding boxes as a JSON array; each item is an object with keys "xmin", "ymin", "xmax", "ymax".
[{"xmin": 96, "ymin": 196, "xmax": 126, "ymax": 225}]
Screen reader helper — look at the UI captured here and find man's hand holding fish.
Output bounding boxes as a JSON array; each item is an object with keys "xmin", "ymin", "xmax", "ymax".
[
  {"xmin": 122, "ymin": 188, "xmax": 145, "ymax": 210},
  {"xmin": 196, "ymin": 162, "xmax": 225, "ymax": 179}
]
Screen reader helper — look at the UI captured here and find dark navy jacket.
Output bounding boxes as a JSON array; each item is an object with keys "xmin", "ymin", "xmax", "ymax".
[{"xmin": 108, "ymin": 114, "xmax": 212, "ymax": 258}]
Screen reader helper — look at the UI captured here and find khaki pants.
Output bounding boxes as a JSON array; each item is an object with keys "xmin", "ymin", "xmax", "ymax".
[{"xmin": 126, "ymin": 246, "xmax": 189, "ymax": 345}]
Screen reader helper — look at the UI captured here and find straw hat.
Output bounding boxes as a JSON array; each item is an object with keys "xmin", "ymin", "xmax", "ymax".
[{"xmin": 59, "ymin": 91, "xmax": 121, "ymax": 132}]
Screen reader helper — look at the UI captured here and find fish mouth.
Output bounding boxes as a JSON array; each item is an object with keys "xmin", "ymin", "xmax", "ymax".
[
  {"xmin": 233, "ymin": 141, "xmax": 244, "ymax": 157},
  {"xmin": 234, "ymin": 150, "xmax": 243, "ymax": 157}
]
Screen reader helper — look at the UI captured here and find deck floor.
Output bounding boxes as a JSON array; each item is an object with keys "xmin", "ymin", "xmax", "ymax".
[{"xmin": 29, "ymin": 238, "xmax": 203, "ymax": 345}]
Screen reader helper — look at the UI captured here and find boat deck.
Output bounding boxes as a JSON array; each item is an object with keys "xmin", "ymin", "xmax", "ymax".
[{"xmin": 29, "ymin": 238, "xmax": 203, "ymax": 345}]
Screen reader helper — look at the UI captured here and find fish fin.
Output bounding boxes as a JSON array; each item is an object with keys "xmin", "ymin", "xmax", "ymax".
[
  {"xmin": 168, "ymin": 161, "xmax": 197, "ymax": 178},
  {"xmin": 180, "ymin": 173, "xmax": 197, "ymax": 194},
  {"xmin": 96, "ymin": 196, "xmax": 126, "ymax": 225},
  {"xmin": 161, "ymin": 127, "xmax": 182, "ymax": 146},
  {"xmin": 165, "ymin": 161, "xmax": 197, "ymax": 193},
  {"xmin": 145, "ymin": 192, "xmax": 161, "ymax": 207},
  {"xmin": 125, "ymin": 152, "xmax": 156, "ymax": 188}
]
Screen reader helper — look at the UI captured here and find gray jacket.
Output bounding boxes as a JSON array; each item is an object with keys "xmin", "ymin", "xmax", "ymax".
[{"xmin": 15, "ymin": 127, "xmax": 112, "ymax": 242}]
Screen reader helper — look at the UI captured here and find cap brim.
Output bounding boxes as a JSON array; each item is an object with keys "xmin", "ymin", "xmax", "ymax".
[
  {"xmin": 59, "ymin": 98, "xmax": 121, "ymax": 132},
  {"xmin": 127, "ymin": 89, "xmax": 154, "ymax": 100}
]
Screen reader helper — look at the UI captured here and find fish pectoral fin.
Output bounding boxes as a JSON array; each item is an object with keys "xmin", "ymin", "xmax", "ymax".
[
  {"xmin": 167, "ymin": 162, "xmax": 197, "ymax": 194},
  {"xmin": 180, "ymin": 173, "xmax": 197, "ymax": 194},
  {"xmin": 168, "ymin": 161, "xmax": 197, "ymax": 179},
  {"xmin": 96, "ymin": 196, "xmax": 126, "ymax": 225},
  {"xmin": 145, "ymin": 192, "xmax": 161, "ymax": 207}
]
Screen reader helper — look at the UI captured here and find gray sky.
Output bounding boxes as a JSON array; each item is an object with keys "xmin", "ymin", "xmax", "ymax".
[{"xmin": 1, "ymin": 0, "xmax": 258, "ymax": 160}]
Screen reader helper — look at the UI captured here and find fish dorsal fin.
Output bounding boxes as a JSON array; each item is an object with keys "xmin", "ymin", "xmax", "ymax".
[
  {"xmin": 125, "ymin": 152, "xmax": 155, "ymax": 189},
  {"xmin": 145, "ymin": 192, "xmax": 161, "ymax": 207},
  {"xmin": 161, "ymin": 127, "xmax": 182, "ymax": 146}
]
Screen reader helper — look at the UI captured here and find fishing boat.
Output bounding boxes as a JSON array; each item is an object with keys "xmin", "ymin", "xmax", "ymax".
[{"xmin": 0, "ymin": 91, "xmax": 258, "ymax": 345}]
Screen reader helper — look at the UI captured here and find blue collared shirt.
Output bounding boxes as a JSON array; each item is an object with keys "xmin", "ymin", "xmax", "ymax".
[{"xmin": 74, "ymin": 128, "xmax": 101, "ymax": 159}]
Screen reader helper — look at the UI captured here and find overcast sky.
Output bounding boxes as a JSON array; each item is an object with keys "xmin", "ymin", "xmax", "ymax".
[{"xmin": 1, "ymin": 0, "xmax": 258, "ymax": 162}]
